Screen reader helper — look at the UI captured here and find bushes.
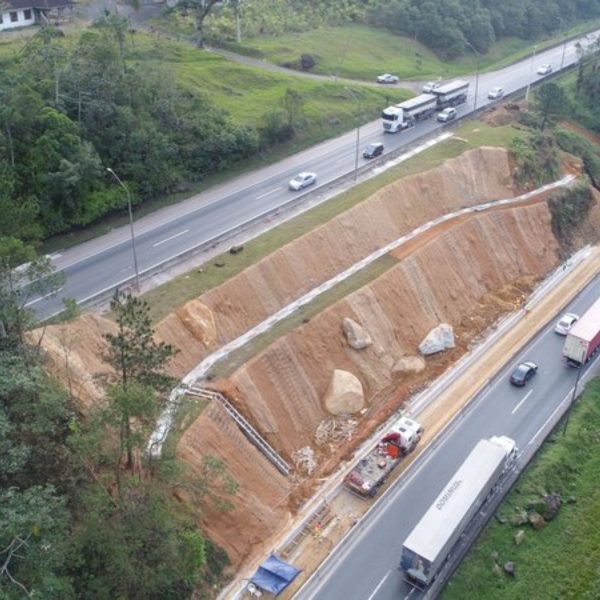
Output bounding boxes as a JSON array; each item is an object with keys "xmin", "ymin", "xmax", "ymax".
[
  {"xmin": 548, "ymin": 179, "xmax": 594, "ymax": 247},
  {"xmin": 510, "ymin": 132, "xmax": 560, "ymax": 187}
]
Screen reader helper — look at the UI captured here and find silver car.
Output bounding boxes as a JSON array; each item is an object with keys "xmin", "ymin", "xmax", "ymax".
[
  {"xmin": 377, "ymin": 73, "xmax": 399, "ymax": 84},
  {"xmin": 289, "ymin": 172, "xmax": 317, "ymax": 191},
  {"xmin": 555, "ymin": 313, "xmax": 579, "ymax": 335},
  {"xmin": 488, "ymin": 86, "xmax": 504, "ymax": 100}
]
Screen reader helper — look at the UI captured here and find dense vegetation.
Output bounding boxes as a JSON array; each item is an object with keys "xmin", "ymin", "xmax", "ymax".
[
  {"xmin": 0, "ymin": 256, "xmax": 235, "ymax": 598},
  {"xmin": 0, "ymin": 20, "xmax": 260, "ymax": 240},
  {"xmin": 201, "ymin": 0, "xmax": 600, "ymax": 57},
  {"xmin": 444, "ymin": 377, "xmax": 600, "ymax": 600}
]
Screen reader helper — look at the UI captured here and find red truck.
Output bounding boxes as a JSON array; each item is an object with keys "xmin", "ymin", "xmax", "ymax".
[
  {"xmin": 563, "ymin": 297, "xmax": 600, "ymax": 366},
  {"xmin": 344, "ymin": 416, "xmax": 423, "ymax": 498}
]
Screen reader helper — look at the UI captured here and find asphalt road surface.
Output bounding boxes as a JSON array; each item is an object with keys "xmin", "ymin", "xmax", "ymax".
[
  {"xmin": 34, "ymin": 31, "xmax": 598, "ymax": 318},
  {"xmin": 293, "ymin": 273, "xmax": 600, "ymax": 600}
]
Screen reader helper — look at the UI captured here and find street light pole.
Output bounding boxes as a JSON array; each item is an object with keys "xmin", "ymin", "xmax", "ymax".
[
  {"xmin": 525, "ymin": 45, "xmax": 537, "ymax": 103},
  {"xmin": 346, "ymin": 88, "xmax": 361, "ymax": 181},
  {"xmin": 106, "ymin": 167, "xmax": 141, "ymax": 291},
  {"xmin": 465, "ymin": 42, "xmax": 480, "ymax": 111},
  {"xmin": 556, "ymin": 16, "xmax": 567, "ymax": 70},
  {"xmin": 563, "ymin": 364, "xmax": 583, "ymax": 436}
]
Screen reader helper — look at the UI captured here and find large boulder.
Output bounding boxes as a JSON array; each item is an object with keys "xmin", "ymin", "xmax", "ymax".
[
  {"xmin": 419, "ymin": 323, "xmax": 455, "ymax": 356},
  {"xmin": 543, "ymin": 493, "xmax": 562, "ymax": 521},
  {"xmin": 528, "ymin": 511, "xmax": 546, "ymax": 530},
  {"xmin": 323, "ymin": 369, "xmax": 365, "ymax": 415},
  {"xmin": 393, "ymin": 355, "xmax": 426, "ymax": 374},
  {"xmin": 342, "ymin": 318, "xmax": 372, "ymax": 350}
]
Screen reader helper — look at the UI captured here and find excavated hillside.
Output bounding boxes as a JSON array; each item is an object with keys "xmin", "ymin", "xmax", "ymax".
[
  {"xmin": 31, "ymin": 147, "xmax": 600, "ymax": 568},
  {"xmin": 156, "ymin": 147, "xmax": 516, "ymax": 378}
]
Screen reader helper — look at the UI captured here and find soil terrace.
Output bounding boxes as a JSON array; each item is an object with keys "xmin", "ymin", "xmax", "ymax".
[{"xmin": 30, "ymin": 147, "xmax": 600, "ymax": 569}]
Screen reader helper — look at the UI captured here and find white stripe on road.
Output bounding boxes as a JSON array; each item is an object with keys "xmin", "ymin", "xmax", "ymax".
[
  {"xmin": 367, "ymin": 570, "xmax": 390, "ymax": 600},
  {"xmin": 25, "ymin": 288, "xmax": 64, "ymax": 307},
  {"xmin": 512, "ymin": 389, "xmax": 533, "ymax": 414},
  {"xmin": 256, "ymin": 187, "xmax": 282, "ymax": 200},
  {"xmin": 152, "ymin": 229, "xmax": 189, "ymax": 248}
]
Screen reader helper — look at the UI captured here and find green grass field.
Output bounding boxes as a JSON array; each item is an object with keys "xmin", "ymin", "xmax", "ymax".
[
  {"xmin": 444, "ymin": 377, "xmax": 600, "ymax": 600},
  {"xmin": 220, "ymin": 21, "xmax": 600, "ymax": 82},
  {"xmin": 142, "ymin": 121, "xmax": 520, "ymax": 324}
]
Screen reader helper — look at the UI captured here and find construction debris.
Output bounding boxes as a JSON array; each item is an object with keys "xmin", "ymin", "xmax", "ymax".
[
  {"xmin": 315, "ymin": 415, "xmax": 358, "ymax": 447},
  {"xmin": 293, "ymin": 446, "xmax": 318, "ymax": 475}
]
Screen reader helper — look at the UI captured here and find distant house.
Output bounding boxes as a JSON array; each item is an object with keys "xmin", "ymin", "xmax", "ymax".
[{"xmin": 0, "ymin": 0, "xmax": 73, "ymax": 32}]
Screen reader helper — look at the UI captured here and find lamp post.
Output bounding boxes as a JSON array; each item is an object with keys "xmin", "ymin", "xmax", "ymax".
[
  {"xmin": 563, "ymin": 363, "xmax": 583, "ymax": 436},
  {"xmin": 346, "ymin": 88, "xmax": 362, "ymax": 181},
  {"xmin": 525, "ymin": 45, "xmax": 537, "ymax": 103},
  {"xmin": 106, "ymin": 167, "xmax": 140, "ymax": 291},
  {"xmin": 555, "ymin": 16, "xmax": 568, "ymax": 70},
  {"xmin": 465, "ymin": 42, "xmax": 480, "ymax": 111}
]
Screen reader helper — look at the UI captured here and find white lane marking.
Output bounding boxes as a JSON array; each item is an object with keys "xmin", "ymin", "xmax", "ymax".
[
  {"xmin": 256, "ymin": 187, "xmax": 282, "ymax": 200},
  {"xmin": 512, "ymin": 389, "xmax": 533, "ymax": 415},
  {"xmin": 25, "ymin": 287, "xmax": 64, "ymax": 307},
  {"xmin": 367, "ymin": 570, "xmax": 390, "ymax": 600},
  {"xmin": 151, "ymin": 229, "xmax": 189, "ymax": 248},
  {"xmin": 403, "ymin": 587, "xmax": 416, "ymax": 600}
]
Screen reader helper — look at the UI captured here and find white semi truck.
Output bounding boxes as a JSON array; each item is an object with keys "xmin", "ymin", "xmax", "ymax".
[
  {"xmin": 382, "ymin": 79, "xmax": 469, "ymax": 133},
  {"xmin": 399, "ymin": 435, "xmax": 518, "ymax": 588}
]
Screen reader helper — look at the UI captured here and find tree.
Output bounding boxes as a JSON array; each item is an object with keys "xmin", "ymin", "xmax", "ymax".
[
  {"xmin": 0, "ymin": 239, "xmax": 64, "ymax": 351},
  {"xmin": 281, "ymin": 88, "xmax": 305, "ymax": 131},
  {"xmin": 535, "ymin": 82, "xmax": 568, "ymax": 129},
  {"xmin": 104, "ymin": 290, "xmax": 177, "ymax": 470},
  {"xmin": 175, "ymin": 0, "xmax": 221, "ymax": 48}
]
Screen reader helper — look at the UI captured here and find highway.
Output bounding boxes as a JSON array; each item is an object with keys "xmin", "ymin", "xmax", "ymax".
[
  {"xmin": 294, "ymin": 273, "xmax": 600, "ymax": 600},
  {"xmin": 35, "ymin": 32, "xmax": 597, "ymax": 318}
]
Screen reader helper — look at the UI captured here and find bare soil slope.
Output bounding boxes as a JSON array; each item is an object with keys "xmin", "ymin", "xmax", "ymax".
[
  {"xmin": 157, "ymin": 147, "xmax": 515, "ymax": 377},
  {"xmin": 31, "ymin": 147, "xmax": 600, "ymax": 568}
]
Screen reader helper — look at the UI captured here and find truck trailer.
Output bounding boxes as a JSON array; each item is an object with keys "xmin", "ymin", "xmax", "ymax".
[
  {"xmin": 381, "ymin": 80, "xmax": 469, "ymax": 133},
  {"xmin": 381, "ymin": 94, "xmax": 439, "ymax": 133},
  {"xmin": 399, "ymin": 436, "xmax": 517, "ymax": 589},
  {"xmin": 431, "ymin": 79, "xmax": 470, "ymax": 109},
  {"xmin": 344, "ymin": 416, "xmax": 423, "ymax": 498},
  {"xmin": 563, "ymin": 297, "xmax": 600, "ymax": 366}
]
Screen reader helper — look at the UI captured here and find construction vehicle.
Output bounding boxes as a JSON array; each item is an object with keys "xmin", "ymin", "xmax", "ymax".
[
  {"xmin": 399, "ymin": 436, "xmax": 518, "ymax": 589},
  {"xmin": 344, "ymin": 416, "xmax": 423, "ymax": 498}
]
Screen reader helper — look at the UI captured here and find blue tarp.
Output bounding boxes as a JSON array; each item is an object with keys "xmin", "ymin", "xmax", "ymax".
[{"xmin": 250, "ymin": 554, "xmax": 302, "ymax": 595}]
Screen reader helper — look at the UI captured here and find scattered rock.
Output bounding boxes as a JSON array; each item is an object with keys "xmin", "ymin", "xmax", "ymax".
[
  {"xmin": 300, "ymin": 53, "xmax": 315, "ymax": 70},
  {"xmin": 393, "ymin": 355, "xmax": 426, "ymax": 374},
  {"xmin": 494, "ymin": 514, "xmax": 507, "ymax": 524},
  {"xmin": 342, "ymin": 318, "xmax": 372, "ymax": 350},
  {"xmin": 229, "ymin": 245, "xmax": 244, "ymax": 255},
  {"xmin": 567, "ymin": 496, "xmax": 577, "ymax": 504},
  {"xmin": 510, "ymin": 510, "xmax": 528, "ymax": 526},
  {"xmin": 527, "ymin": 511, "xmax": 546, "ymax": 530},
  {"xmin": 543, "ymin": 493, "xmax": 562, "ymax": 521},
  {"xmin": 214, "ymin": 261, "xmax": 226, "ymax": 268},
  {"xmin": 322, "ymin": 369, "xmax": 365, "ymax": 415},
  {"xmin": 490, "ymin": 550, "xmax": 499, "ymax": 562},
  {"xmin": 492, "ymin": 563, "xmax": 503, "ymax": 577},
  {"xmin": 514, "ymin": 530, "xmax": 525, "ymax": 546},
  {"xmin": 504, "ymin": 562, "xmax": 517, "ymax": 577},
  {"xmin": 419, "ymin": 323, "xmax": 455, "ymax": 355}
]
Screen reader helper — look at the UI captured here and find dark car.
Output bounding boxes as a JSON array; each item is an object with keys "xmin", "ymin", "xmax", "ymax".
[
  {"xmin": 363, "ymin": 143, "xmax": 384, "ymax": 159},
  {"xmin": 510, "ymin": 362, "xmax": 538, "ymax": 387}
]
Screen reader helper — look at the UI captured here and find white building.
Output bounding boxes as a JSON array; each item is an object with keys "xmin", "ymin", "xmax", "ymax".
[{"xmin": 0, "ymin": 0, "xmax": 73, "ymax": 32}]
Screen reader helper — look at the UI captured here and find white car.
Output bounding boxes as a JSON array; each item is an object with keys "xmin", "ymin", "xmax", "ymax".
[
  {"xmin": 422, "ymin": 80, "xmax": 442, "ymax": 93},
  {"xmin": 488, "ymin": 86, "xmax": 504, "ymax": 100},
  {"xmin": 289, "ymin": 172, "xmax": 317, "ymax": 191},
  {"xmin": 436, "ymin": 107, "xmax": 456, "ymax": 122},
  {"xmin": 555, "ymin": 313, "xmax": 579, "ymax": 335},
  {"xmin": 537, "ymin": 64, "xmax": 553, "ymax": 75},
  {"xmin": 376, "ymin": 73, "xmax": 399, "ymax": 84}
]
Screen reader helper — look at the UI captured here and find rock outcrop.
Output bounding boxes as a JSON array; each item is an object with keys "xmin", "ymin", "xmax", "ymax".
[
  {"xmin": 419, "ymin": 323, "xmax": 455, "ymax": 356},
  {"xmin": 342, "ymin": 317, "xmax": 373, "ymax": 350},
  {"xmin": 322, "ymin": 369, "xmax": 365, "ymax": 415}
]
